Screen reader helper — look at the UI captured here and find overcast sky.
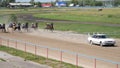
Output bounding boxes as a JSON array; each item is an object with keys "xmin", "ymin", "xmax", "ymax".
[{"xmin": 16, "ymin": 0, "xmax": 55, "ymax": 2}]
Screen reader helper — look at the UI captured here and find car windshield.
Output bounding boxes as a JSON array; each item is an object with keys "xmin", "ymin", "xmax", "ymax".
[{"xmin": 98, "ymin": 35, "xmax": 107, "ymax": 38}]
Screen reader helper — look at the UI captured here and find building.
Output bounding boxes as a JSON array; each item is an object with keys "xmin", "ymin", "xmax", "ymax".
[
  {"xmin": 9, "ymin": 3, "xmax": 32, "ymax": 8},
  {"xmin": 56, "ymin": 1, "xmax": 67, "ymax": 7},
  {"xmin": 41, "ymin": 3, "xmax": 52, "ymax": 7}
]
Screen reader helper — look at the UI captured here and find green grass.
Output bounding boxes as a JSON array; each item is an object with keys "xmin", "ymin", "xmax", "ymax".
[
  {"xmin": 39, "ymin": 22, "xmax": 120, "ymax": 38},
  {"xmin": 0, "ymin": 58, "xmax": 6, "ymax": 62},
  {"xmin": 0, "ymin": 8, "xmax": 119, "ymax": 38},
  {"xmin": 0, "ymin": 46, "xmax": 82, "ymax": 68},
  {"xmin": 33, "ymin": 8, "xmax": 120, "ymax": 24},
  {"xmin": 0, "ymin": 8, "xmax": 120, "ymax": 24}
]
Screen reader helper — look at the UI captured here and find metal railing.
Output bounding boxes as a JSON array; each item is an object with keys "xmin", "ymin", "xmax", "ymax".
[{"xmin": 0, "ymin": 36, "xmax": 119, "ymax": 68}]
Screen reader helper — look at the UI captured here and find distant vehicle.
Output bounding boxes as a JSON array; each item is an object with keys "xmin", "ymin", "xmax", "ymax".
[{"xmin": 88, "ymin": 34, "xmax": 116, "ymax": 46}]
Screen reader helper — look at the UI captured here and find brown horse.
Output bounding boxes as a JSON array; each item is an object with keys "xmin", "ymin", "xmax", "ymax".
[
  {"xmin": 31, "ymin": 22, "xmax": 38, "ymax": 30},
  {"xmin": 44, "ymin": 23, "xmax": 54, "ymax": 32}
]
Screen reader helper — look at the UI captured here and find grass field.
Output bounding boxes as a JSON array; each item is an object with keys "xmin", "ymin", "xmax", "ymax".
[
  {"xmin": 1, "ymin": 8, "xmax": 120, "ymax": 24},
  {"xmin": 0, "ymin": 8, "xmax": 120, "ymax": 38},
  {"xmin": 38, "ymin": 22, "xmax": 120, "ymax": 38},
  {"xmin": 34, "ymin": 8, "xmax": 120, "ymax": 24}
]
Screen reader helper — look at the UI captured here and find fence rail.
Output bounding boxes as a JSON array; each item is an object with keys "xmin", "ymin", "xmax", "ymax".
[{"xmin": 0, "ymin": 36, "xmax": 120, "ymax": 68}]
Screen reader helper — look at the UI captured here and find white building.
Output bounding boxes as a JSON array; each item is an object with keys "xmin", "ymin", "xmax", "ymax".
[{"xmin": 9, "ymin": 3, "xmax": 32, "ymax": 8}]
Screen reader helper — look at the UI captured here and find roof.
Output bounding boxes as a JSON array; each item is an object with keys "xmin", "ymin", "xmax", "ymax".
[
  {"xmin": 9, "ymin": 3, "xmax": 32, "ymax": 6},
  {"xmin": 41, "ymin": 3, "xmax": 52, "ymax": 7}
]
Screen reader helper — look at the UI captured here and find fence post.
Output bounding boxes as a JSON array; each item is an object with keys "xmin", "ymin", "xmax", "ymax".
[
  {"xmin": 94, "ymin": 58, "xmax": 96, "ymax": 68},
  {"xmin": 76, "ymin": 54, "xmax": 78, "ymax": 68},
  {"xmin": 0, "ymin": 38, "xmax": 2, "ymax": 45},
  {"xmin": 35, "ymin": 45, "xmax": 37, "ymax": 56},
  {"xmin": 15, "ymin": 41, "xmax": 17, "ymax": 49},
  {"xmin": 24, "ymin": 42, "xmax": 27, "ymax": 61},
  {"xmin": 25, "ymin": 43, "xmax": 26, "ymax": 52},
  {"xmin": 46, "ymin": 48, "xmax": 48, "ymax": 62},
  {"xmin": 7, "ymin": 39, "xmax": 9, "ymax": 47},
  {"xmin": 116, "ymin": 64, "xmax": 118, "ymax": 68},
  {"xmin": 60, "ymin": 51, "xmax": 63, "ymax": 64}
]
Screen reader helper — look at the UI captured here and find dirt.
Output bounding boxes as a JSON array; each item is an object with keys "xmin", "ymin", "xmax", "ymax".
[{"xmin": 0, "ymin": 29, "xmax": 120, "ymax": 68}]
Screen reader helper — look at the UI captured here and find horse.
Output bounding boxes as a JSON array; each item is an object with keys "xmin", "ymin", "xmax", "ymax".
[
  {"xmin": 14, "ymin": 23, "xmax": 22, "ymax": 32},
  {"xmin": 44, "ymin": 23, "xmax": 54, "ymax": 32},
  {"xmin": 98, "ymin": 8, "xmax": 102, "ymax": 11},
  {"xmin": 7, "ymin": 23, "xmax": 21, "ymax": 33},
  {"xmin": 31, "ymin": 22, "xmax": 38, "ymax": 30},
  {"xmin": 0, "ymin": 23, "xmax": 6, "ymax": 32},
  {"xmin": 7, "ymin": 23, "xmax": 13, "ymax": 33},
  {"xmin": 22, "ymin": 22, "xmax": 29, "ymax": 32},
  {"xmin": 0, "ymin": 24, "xmax": 2, "ymax": 30}
]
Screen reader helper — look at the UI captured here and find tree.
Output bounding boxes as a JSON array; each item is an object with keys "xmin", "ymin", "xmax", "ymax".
[
  {"xmin": 34, "ymin": 2, "xmax": 42, "ymax": 7},
  {"xmin": 0, "ymin": 0, "xmax": 15, "ymax": 7},
  {"xmin": 71, "ymin": 0, "xmax": 79, "ymax": 6},
  {"xmin": 55, "ymin": 0, "xmax": 59, "ymax": 2},
  {"xmin": 9, "ymin": 0, "xmax": 15, "ymax": 2},
  {"xmin": 30, "ymin": 0, "xmax": 35, "ymax": 5},
  {"xmin": 114, "ymin": 0, "xmax": 120, "ymax": 6},
  {"xmin": 95, "ymin": 1, "xmax": 103, "ymax": 6}
]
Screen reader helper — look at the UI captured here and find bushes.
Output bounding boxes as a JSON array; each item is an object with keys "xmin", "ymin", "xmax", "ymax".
[
  {"xmin": 108, "ymin": 14, "xmax": 113, "ymax": 18},
  {"xmin": 95, "ymin": 1, "xmax": 103, "ymax": 6}
]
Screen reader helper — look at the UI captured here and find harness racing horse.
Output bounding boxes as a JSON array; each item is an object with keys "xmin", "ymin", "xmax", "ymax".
[
  {"xmin": 13, "ymin": 23, "xmax": 21, "ymax": 32},
  {"xmin": 45, "ymin": 23, "xmax": 54, "ymax": 32},
  {"xmin": 31, "ymin": 22, "xmax": 38, "ymax": 30},
  {"xmin": 7, "ymin": 23, "xmax": 21, "ymax": 33},
  {"xmin": 0, "ymin": 23, "xmax": 6, "ymax": 32},
  {"xmin": 22, "ymin": 22, "xmax": 29, "ymax": 32},
  {"xmin": 7, "ymin": 23, "xmax": 13, "ymax": 33}
]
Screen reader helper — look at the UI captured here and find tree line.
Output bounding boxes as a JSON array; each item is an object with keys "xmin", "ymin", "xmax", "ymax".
[
  {"xmin": 69, "ymin": 0, "xmax": 120, "ymax": 7},
  {"xmin": 0, "ymin": 0, "xmax": 120, "ymax": 7},
  {"xmin": 0, "ymin": 0, "xmax": 15, "ymax": 7}
]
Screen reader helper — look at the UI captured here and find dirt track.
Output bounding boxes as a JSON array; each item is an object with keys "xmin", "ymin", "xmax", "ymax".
[{"xmin": 0, "ymin": 30, "xmax": 120, "ymax": 68}]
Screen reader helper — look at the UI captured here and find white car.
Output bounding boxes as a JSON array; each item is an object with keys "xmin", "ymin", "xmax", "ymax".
[{"xmin": 88, "ymin": 34, "xmax": 116, "ymax": 46}]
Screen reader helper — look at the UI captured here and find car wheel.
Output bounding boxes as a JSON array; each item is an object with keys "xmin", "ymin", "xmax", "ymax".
[{"xmin": 100, "ymin": 42, "xmax": 103, "ymax": 47}]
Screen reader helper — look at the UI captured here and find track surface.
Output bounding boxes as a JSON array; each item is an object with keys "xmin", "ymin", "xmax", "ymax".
[{"xmin": 0, "ymin": 30, "xmax": 120, "ymax": 68}]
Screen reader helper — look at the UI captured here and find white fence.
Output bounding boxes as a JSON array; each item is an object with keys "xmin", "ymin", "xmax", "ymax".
[{"xmin": 0, "ymin": 36, "xmax": 119, "ymax": 68}]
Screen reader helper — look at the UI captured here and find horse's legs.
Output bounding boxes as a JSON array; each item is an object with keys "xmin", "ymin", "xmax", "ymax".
[{"xmin": 3, "ymin": 29, "xmax": 6, "ymax": 32}]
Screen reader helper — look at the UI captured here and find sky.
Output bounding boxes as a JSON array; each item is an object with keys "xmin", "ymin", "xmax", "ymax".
[{"xmin": 16, "ymin": 0, "xmax": 55, "ymax": 2}]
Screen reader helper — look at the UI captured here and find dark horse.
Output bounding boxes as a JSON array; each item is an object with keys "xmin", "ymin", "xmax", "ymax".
[
  {"xmin": 7, "ymin": 23, "xmax": 22, "ymax": 33},
  {"xmin": 15, "ymin": 23, "xmax": 21, "ymax": 32},
  {"xmin": 22, "ymin": 22, "xmax": 29, "ymax": 32},
  {"xmin": 0, "ymin": 23, "xmax": 6, "ymax": 32},
  {"xmin": 45, "ymin": 23, "xmax": 54, "ymax": 32}
]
